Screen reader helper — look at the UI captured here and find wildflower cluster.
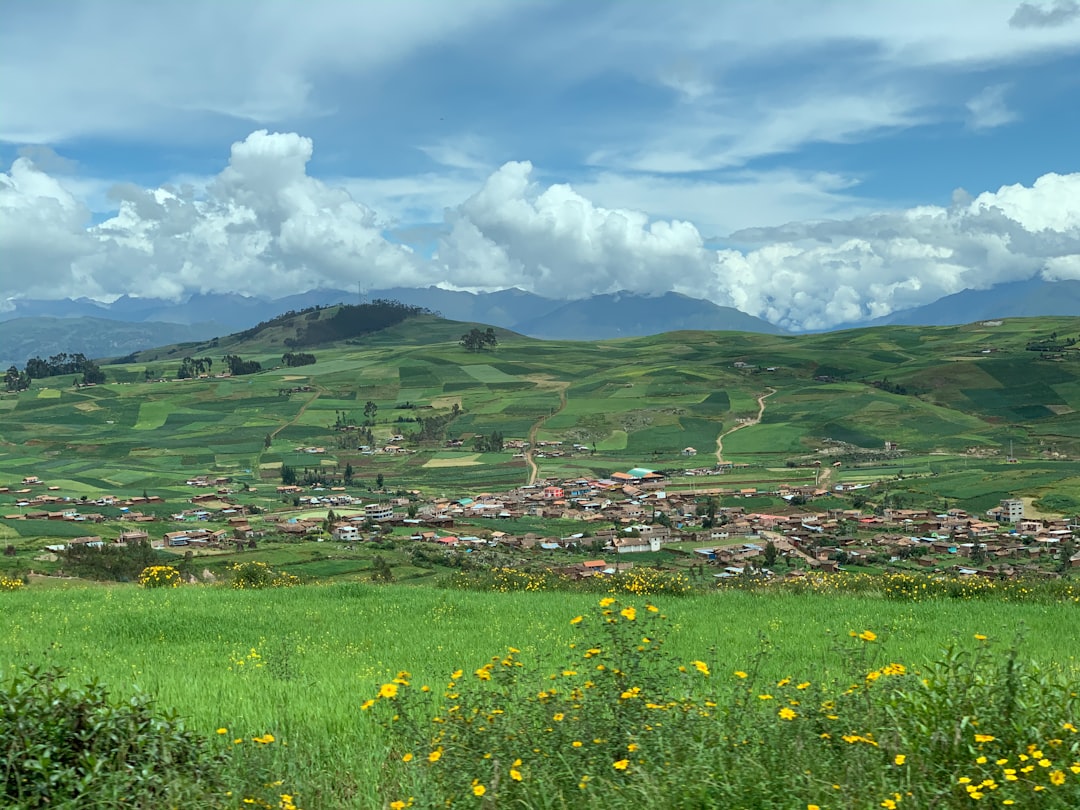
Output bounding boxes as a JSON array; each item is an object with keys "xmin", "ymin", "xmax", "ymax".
[
  {"xmin": 0, "ymin": 575, "xmax": 25, "ymax": 592},
  {"xmin": 952, "ymin": 735, "xmax": 1080, "ymax": 804},
  {"xmin": 361, "ymin": 602, "xmax": 1080, "ymax": 809},
  {"xmin": 230, "ymin": 561, "xmax": 301, "ymax": 589},
  {"xmin": 213, "ymin": 728, "xmax": 303, "ymax": 809},
  {"xmin": 718, "ymin": 570, "xmax": 1080, "ymax": 604},
  {"xmin": 450, "ymin": 565, "xmax": 692, "ymax": 596},
  {"xmin": 138, "ymin": 564, "xmax": 182, "ymax": 589}
]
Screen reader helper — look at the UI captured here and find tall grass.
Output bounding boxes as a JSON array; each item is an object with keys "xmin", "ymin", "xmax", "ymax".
[{"xmin": 2, "ymin": 583, "xmax": 1078, "ymax": 807}]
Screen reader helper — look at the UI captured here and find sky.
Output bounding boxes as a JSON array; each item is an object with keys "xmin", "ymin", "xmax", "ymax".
[{"xmin": 1, "ymin": 0, "xmax": 1079, "ymax": 331}]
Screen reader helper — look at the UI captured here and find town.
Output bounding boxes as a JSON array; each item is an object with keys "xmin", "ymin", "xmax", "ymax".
[{"xmin": 5, "ymin": 459, "xmax": 1077, "ymax": 586}]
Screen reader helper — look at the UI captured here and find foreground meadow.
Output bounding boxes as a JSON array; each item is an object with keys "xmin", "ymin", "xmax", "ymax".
[{"xmin": 2, "ymin": 582, "xmax": 1079, "ymax": 808}]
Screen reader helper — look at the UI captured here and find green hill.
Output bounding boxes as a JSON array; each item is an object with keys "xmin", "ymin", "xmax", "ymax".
[{"xmin": 2, "ymin": 312, "xmax": 1079, "ymax": 510}]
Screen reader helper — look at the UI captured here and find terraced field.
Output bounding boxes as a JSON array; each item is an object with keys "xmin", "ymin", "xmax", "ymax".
[{"xmin": 1, "ymin": 313, "xmax": 1079, "ymax": 510}]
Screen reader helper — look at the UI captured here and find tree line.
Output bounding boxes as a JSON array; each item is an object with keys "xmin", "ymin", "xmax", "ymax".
[{"xmin": 5, "ymin": 352, "xmax": 105, "ymax": 391}]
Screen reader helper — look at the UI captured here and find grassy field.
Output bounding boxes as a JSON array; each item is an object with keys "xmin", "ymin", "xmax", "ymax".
[{"xmin": 2, "ymin": 581, "xmax": 1078, "ymax": 808}]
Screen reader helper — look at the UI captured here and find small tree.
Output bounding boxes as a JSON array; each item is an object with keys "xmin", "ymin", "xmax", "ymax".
[{"xmin": 371, "ymin": 555, "xmax": 394, "ymax": 583}]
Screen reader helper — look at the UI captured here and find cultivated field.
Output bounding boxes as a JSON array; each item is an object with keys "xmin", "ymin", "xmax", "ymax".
[{"xmin": 2, "ymin": 314, "xmax": 1080, "ymax": 515}]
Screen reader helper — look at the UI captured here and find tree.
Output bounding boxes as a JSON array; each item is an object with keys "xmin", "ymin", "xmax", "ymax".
[
  {"xmin": 459, "ymin": 327, "xmax": 498, "ymax": 351},
  {"xmin": 344, "ymin": 462, "xmax": 354, "ymax": 484},
  {"xmin": 371, "ymin": 555, "xmax": 394, "ymax": 583},
  {"xmin": 264, "ymin": 433, "xmax": 273, "ymax": 449},
  {"xmin": 763, "ymin": 541, "xmax": 778, "ymax": 568},
  {"xmin": 281, "ymin": 465, "xmax": 298, "ymax": 486},
  {"xmin": 4, "ymin": 366, "xmax": 29, "ymax": 392},
  {"xmin": 364, "ymin": 400, "xmax": 378, "ymax": 425},
  {"xmin": 375, "ymin": 473, "xmax": 385, "ymax": 490}
]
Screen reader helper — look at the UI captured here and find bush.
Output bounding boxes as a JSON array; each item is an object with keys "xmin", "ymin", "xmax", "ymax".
[
  {"xmin": 362, "ymin": 598, "xmax": 1080, "ymax": 809},
  {"xmin": 0, "ymin": 575, "xmax": 24, "ymax": 591},
  {"xmin": 138, "ymin": 564, "xmax": 182, "ymax": 588},
  {"xmin": 230, "ymin": 561, "xmax": 301, "ymax": 589},
  {"xmin": 0, "ymin": 667, "xmax": 227, "ymax": 808}
]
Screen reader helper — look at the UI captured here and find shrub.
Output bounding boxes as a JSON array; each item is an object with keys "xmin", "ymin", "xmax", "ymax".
[
  {"xmin": 0, "ymin": 667, "xmax": 227, "ymax": 808},
  {"xmin": 138, "ymin": 564, "xmax": 182, "ymax": 588},
  {"xmin": 0, "ymin": 575, "xmax": 24, "ymax": 592},
  {"xmin": 362, "ymin": 598, "xmax": 1080, "ymax": 809},
  {"xmin": 230, "ymin": 560, "xmax": 301, "ymax": 589}
]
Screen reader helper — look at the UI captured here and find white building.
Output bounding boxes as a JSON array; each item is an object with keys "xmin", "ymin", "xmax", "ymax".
[{"xmin": 999, "ymin": 498, "xmax": 1024, "ymax": 523}]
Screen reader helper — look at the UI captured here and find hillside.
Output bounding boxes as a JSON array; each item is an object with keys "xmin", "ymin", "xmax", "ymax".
[
  {"xmin": 2, "ymin": 313, "xmax": 1079, "ymax": 514},
  {"xmin": 1, "ymin": 288, "xmax": 783, "ymax": 363},
  {"xmin": 0, "ymin": 316, "xmax": 225, "ymax": 370}
]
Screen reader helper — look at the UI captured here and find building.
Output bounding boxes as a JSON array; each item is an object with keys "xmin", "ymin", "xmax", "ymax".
[
  {"xmin": 363, "ymin": 503, "xmax": 395, "ymax": 521},
  {"xmin": 999, "ymin": 499, "xmax": 1024, "ymax": 523}
]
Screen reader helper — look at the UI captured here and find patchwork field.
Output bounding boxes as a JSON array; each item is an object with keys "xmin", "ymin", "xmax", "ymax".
[{"xmin": 1, "ymin": 314, "xmax": 1079, "ymax": 512}]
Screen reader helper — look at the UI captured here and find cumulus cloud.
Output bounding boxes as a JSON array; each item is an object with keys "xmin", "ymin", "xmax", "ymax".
[
  {"xmin": 1, "ymin": 131, "xmax": 429, "ymax": 301},
  {"xmin": 438, "ymin": 162, "xmax": 1080, "ymax": 330},
  {"xmin": 436, "ymin": 161, "xmax": 714, "ymax": 298},
  {"xmin": 1009, "ymin": 0, "xmax": 1080, "ymax": 28},
  {"xmin": 3, "ymin": 132, "xmax": 1080, "ymax": 331}
]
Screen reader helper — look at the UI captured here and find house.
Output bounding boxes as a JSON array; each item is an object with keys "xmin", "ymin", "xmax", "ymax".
[
  {"xmin": 682, "ymin": 447, "xmax": 698, "ymax": 457},
  {"xmin": 68, "ymin": 535, "xmax": 104, "ymax": 549},
  {"xmin": 333, "ymin": 524, "xmax": 360, "ymax": 542},
  {"xmin": 363, "ymin": 503, "xmax": 394, "ymax": 521},
  {"xmin": 163, "ymin": 531, "xmax": 191, "ymax": 547}
]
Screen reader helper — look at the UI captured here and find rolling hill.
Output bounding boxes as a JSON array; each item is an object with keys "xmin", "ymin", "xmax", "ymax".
[{"xmin": 2, "ymin": 308, "xmax": 1079, "ymax": 513}]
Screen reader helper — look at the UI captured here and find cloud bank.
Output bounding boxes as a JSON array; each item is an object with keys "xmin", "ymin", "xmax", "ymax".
[{"xmin": 2, "ymin": 131, "xmax": 1079, "ymax": 331}]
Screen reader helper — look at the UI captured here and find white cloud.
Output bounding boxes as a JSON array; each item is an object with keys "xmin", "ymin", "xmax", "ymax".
[
  {"xmin": 3, "ymin": 132, "xmax": 1079, "ymax": 332},
  {"xmin": 1009, "ymin": 0, "xmax": 1080, "ymax": 29},
  {"xmin": 0, "ymin": 0, "xmax": 513, "ymax": 143},
  {"xmin": 1, "ymin": 130, "xmax": 433, "ymax": 301},
  {"xmin": 438, "ymin": 161, "xmax": 1080, "ymax": 330},
  {"xmin": 966, "ymin": 84, "xmax": 1018, "ymax": 130},
  {"xmin": 436, "ymin": 161, "xmax": 714, "ymax": 298}
]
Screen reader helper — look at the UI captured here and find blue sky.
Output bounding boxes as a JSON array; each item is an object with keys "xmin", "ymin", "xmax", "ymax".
[{"xmin": 1, "ymin": 0, "xmax": 1079, "ymax": 329}]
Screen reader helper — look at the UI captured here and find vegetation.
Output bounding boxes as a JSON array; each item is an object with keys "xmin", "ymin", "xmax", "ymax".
[
  {"xmin": 281, "ymin": 352, "xmax": 316, "ymax": 367},
  {"xmin": 459, "ymin": 327, "xmax": 498, "ymax": 351},
  {"xmin": 1, "ymin": 583, "xmax": 1079, "ymax": 808},
  {"xmin": 0, "ymin": 666, "xmax": 228, "ymax": 808}
]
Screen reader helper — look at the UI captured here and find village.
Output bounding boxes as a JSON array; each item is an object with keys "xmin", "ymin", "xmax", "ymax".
[{"xmin": 3, "ymin": 462, "xmax": 1079, "ymax": 584}]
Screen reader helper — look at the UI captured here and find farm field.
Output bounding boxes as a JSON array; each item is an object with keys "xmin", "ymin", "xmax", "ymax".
[
  {"xmin": 2, "ymin": 582, "xmax": 1078, "ymax": 808},
  {"xmin": 2, "ymin": 313, "xmax": 1080, "ymax": 516}
]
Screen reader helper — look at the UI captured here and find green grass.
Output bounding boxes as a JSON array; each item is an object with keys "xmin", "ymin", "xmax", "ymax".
[{"xmin": 2, "ymin": 582, "xmax": 1078, "ymax": 808}]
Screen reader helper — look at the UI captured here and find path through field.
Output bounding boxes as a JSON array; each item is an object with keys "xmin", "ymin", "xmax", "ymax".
[
  {"xmin": 525, "ymin": 382, "xmax": 569, "ymax": 485},
  {"xmin": 254, "ymin": 389, "xmax": 323, "ymax": 473},
  {"xmin": 715, "ymin": 387, "xmax": 775, "ymax": 465}
]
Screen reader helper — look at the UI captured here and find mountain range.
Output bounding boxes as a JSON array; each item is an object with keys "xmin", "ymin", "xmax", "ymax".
[{"xmin": 2, "ymin": 279, "xmax": 1078, "ymax": 369}]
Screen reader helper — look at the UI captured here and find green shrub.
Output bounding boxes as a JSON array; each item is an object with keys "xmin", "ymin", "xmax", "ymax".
[
  {"xmin": 362, "ymin": 598, "xmax": 1080, "ymax": 809},
  {"xmin": 0, "ymin": 666, "xmax": 227, "ymax": 808},
  {"xmin": 230, "ymin": 561, "xmax": 301, "ymax": 589}
]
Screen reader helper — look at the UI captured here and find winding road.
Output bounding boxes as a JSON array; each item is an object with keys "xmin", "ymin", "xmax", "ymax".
[{"xmin": 715, "ymin": 387, "xmax": 775, "ymax": 465}]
